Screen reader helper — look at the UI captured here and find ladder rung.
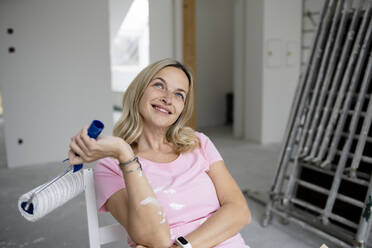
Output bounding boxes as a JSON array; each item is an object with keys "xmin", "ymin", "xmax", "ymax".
[
  {"xmin": 295, "ymin": 179, "xmax": 365, "ymax": 208},
  {"xmin": 293, "ymin": 160, "xmax": 370, "ymax": 187},
  {"xmin": 290, "ymin": 198, "xmax": 359, "ymax": 229}
]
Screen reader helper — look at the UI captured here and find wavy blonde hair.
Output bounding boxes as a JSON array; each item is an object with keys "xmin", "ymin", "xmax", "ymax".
[{"xmin": 113, "ymin": 58, "xmax": 199, "ymax": 153}]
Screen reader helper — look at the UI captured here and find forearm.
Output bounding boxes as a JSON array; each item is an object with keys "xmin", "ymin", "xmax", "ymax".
[
  {"xmin": 120, "ymin": 157, "xmax": 170, "ymax": 247},
  {"xmin": 183, "ymin": 203, "xmax": 251, "ymax": 248}
]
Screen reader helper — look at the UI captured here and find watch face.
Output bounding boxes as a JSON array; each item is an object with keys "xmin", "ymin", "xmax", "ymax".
[{"xmin": 177, "ymin": 237, "xmax": 188, "ymax": 245}]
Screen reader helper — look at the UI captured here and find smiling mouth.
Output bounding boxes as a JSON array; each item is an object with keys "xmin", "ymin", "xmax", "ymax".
[{"xmin": 151, "ymin": 104, "xmax": 172, "ymax": 114}]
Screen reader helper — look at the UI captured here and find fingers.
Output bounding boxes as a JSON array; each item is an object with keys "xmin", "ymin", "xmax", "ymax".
[
  {"xmin": 69, "ymin": 125, "xmax": 98, "ymax": 164},
  {"xmin": 69, "ymin": 126, "xmax": 90, "ymax": 162},
  {"xmin": 75, "ymin": 127, "xmax": 91, "ymax": 154},
  {"xmin": 69, "ymin": 135, "xmax": 87, "ymax": 158},
  {"xmin": 68, "ymin": 149, "xmax": 83, "ymax": 165},
  {"xmin": 80, "ymin": 126, "xmax": 95, "ymax": 144}
]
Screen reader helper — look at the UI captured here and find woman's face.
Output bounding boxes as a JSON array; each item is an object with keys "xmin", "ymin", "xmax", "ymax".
[{"xmin": 139, "ymin": 66, "xmax": 190, "ymax": 129}]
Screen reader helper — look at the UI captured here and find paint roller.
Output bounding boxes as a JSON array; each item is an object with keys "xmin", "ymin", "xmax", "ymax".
[{"xmin": 18, "ymin": 120, "xmax": 104, "ymax": 222}]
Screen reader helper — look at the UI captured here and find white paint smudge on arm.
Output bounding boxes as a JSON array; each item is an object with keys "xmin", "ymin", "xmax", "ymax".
[
  {"xmin": 154, "ymin": 186, "xmax": 165, "ymax": 193},
  {"xmin": 159, "ymin": 211, "xmax": 167, "ymax": 224},
  {"xmin": 140, "ymin": 197, "xmax": 160, "ymax": 206}
]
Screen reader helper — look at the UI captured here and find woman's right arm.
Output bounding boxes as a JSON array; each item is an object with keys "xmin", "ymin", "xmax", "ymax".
[
  {"xmin": 105, "ymin": 147, "xmax": 171, "ymax": 248},
  {"xmin": 68, "ymin": 127, "xmax": 171, "ymax": 248}
]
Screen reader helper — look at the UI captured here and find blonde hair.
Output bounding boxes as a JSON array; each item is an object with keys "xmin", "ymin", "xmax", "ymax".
[{"xmin": 113, "ymin": 58, "xmax": 199, "ymax": 153}]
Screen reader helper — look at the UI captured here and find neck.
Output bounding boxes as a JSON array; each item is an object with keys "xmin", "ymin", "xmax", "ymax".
[{"xmin": 136, "ymin": 125, "xmax": 172, "ymax": 153}]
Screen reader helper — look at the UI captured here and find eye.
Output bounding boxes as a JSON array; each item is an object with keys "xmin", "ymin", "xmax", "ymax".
[
  {"xmin": 153, "ymin": 82, "xmax": 164, "ymax": 89},
  {"xmin": 175, "ymin": 92, "xmax": 185, "ymax": 100}
]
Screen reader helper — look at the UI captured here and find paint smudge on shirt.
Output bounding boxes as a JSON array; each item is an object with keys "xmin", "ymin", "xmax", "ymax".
[
  {"xmin": 169, "ymin": 202, "xmax": 185, "ymax": 210},
  {"xmin": 163, "ymin": 189, "xmax": 176, "ymax": 194}
]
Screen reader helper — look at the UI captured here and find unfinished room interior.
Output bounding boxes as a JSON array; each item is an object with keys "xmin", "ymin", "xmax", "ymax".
[{"xmin": 1, "ymin": 0, "xmax": 371, "ymax": 247}]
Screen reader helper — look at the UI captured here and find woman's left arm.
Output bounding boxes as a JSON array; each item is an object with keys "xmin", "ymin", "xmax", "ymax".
[{"xmin": 178, "ymin": 160, "xmax": 251, "ymax": 248}]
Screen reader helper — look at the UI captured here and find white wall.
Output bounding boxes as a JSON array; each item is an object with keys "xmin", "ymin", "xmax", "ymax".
[
  {"xmin": 149, "ymin": 0, "xmax": 183, "ymax": 63},
  {"xmin": 234, "ymin": 0, "xmax": 302, "ymax": 144},
  {"xmin": 0, "ymin": 0, "xmax": 302, "ymax": 168},
  {"xmin": 261, "ymin": 0, "xmax": 302, "ymax": 144},
  {"xmin": 241, "ymin": 0, "xmax": 264, "ymax": 142},
  {"xmin": 196, "ymin": 0, "xmax": 234, "ymax": 128},
  {"xmin": 233, "ymin": 0, "xmax": 246, "ymax": 138},
  {"xmin": 0, "ymin": 0, "xmax": 113, "ymax": 168}
]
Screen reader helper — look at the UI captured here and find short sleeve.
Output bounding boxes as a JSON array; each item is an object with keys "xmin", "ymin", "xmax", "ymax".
[
  {"xmin": 93, "ymin": 157, "xmax": 126, "ymax": 212},
  {"xmin": 196, "ymin": 132, "xmax": 223, "ymax": 170}
]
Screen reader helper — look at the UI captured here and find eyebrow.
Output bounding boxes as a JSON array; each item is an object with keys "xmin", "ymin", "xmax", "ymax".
[{"xmin": 152, "ymin": 77, "xmax": 187, "ymax": 94}]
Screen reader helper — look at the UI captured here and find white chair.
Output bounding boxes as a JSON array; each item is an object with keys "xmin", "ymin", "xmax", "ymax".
[{"xmin": 83, "ymin": 168, "xmax": 127, "ymax": 248}]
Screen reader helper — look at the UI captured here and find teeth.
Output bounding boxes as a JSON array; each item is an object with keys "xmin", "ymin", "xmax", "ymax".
[
  {"xmin": 153, "ymin": 105, "xmax": 169, "ymax": 114},
  {"xmin": 157, "ymin": 107, "xmax": 168, "ymax": 113}
]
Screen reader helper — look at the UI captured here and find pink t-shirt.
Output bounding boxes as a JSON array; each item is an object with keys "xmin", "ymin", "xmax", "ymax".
[{"xmin": 94, "ymin": 132, "xmax": 249, "ymax": 248}]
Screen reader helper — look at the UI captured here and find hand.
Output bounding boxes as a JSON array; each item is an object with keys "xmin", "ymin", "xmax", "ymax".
[{"xmin": 68, "ymin": 126, "xmax": 133, "ymax": 165}]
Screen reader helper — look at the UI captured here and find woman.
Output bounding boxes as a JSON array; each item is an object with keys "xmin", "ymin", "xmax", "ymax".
[{"xmin": 68, "ymin": 58, "xmax": 251, "ymax": 248}]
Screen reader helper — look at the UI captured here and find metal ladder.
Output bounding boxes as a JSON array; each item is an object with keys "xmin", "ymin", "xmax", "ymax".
[{"xmin": 263, "ymin": 0, "xmax": 372, "ymax": 247}]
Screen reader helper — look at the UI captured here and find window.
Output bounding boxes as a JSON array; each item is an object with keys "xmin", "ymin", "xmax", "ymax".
[{"xmin": 111, "ymin": 0, "xmax": 149, "ymax": 92}]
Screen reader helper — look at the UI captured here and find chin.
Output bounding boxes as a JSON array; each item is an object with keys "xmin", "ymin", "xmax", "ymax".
[{"xmin": 150, "ymin": 120, "xmax": 174, "ymax": 129}]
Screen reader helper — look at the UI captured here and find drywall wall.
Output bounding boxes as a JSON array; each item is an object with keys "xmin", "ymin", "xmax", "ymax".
[
  {"xmin": 149, "ymin": 0, "xmax": 176, "ymax": 62},
  {"xmin": 0, "ymin": 0, "xmax": 113, "ymax": 168},
  {"xmin": 261, "ymin": 0, "xmax": 302, "ymax": 144},
  {"xmin": 244, "ymin": 0, "xmax": 264, "ymax": 143},
  {"xmin": 234, "ymin": 0, "xmax": 301, "ymax": 144}
]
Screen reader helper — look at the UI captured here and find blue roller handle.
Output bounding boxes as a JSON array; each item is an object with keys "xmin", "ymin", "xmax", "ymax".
[{"xmin": 71, "ymin": 120, "xmax": 104, "ymax": 172}]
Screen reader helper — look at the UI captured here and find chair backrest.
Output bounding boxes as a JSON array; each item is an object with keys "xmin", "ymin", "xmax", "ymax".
[{"xmin": 83, "ymin": 168, "xmax": 127, "ymax": 248}]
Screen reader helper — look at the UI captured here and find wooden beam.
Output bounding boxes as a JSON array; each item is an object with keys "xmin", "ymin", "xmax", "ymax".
[{"xmin": 183, "ymin": 0, "xmax": 196, "ymax": 129}]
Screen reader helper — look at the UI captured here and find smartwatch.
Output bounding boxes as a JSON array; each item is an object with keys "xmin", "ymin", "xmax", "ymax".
[{"xmin": 175, "ymin": 236, "xmax": 192, "ymax": 248}]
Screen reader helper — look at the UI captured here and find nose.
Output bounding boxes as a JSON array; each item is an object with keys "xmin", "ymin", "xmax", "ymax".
[
  {"xmin": 161, "ymin": 91, "xmax": 172, "ymax": 104},
  {"xmin": 161, "ymin": 97, "xmax": 171, "ymax": 105}
]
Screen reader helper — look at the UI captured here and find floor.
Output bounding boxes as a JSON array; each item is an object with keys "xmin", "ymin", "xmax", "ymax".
[{"xmin": 0, "ymin": 124, "xmax": 331, "ymax": 248}]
